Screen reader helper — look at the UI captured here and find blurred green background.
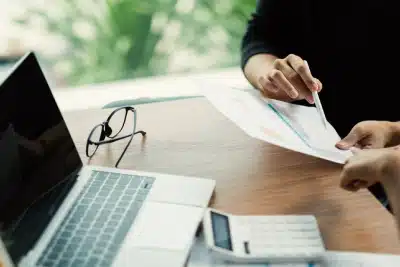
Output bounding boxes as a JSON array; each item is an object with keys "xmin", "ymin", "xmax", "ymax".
[{"xmin": 14, "ymin": 0, "xmax": 255, "ymax": 86}]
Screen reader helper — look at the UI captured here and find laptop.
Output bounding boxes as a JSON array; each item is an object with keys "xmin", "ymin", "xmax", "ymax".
[{"xmin": 0, "ymin": 52, "xmax": 215, "ymax": 267}]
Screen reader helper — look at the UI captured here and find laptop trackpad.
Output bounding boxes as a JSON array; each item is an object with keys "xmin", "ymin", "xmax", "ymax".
[{"xmin": 125, "ymin": 202, "xmax": 203, "ymax": 250}]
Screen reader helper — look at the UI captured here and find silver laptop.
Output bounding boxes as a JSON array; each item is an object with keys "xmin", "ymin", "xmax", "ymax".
[{"xmin": 0, "ymin": 52, "xmax": 215, "ymax": 267}]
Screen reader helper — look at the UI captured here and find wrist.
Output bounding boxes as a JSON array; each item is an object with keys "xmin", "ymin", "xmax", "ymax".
[{"xmin": 380, "ymin": 149, "xmax": 400, "ymax": 189}]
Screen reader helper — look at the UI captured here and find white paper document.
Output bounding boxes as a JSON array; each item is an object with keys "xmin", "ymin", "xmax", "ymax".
[
  {"xmin": 187, "ymin": 237, "xmax": 400, "ymax": 267},
  {"xmin": 199, "ymin": 84, "xmax": 352, "ymax": 164}
]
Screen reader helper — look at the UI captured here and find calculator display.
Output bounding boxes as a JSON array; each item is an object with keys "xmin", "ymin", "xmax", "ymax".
[{"xmin": 210, "ymin": 211, "xmax": 232, "ymax": 251}]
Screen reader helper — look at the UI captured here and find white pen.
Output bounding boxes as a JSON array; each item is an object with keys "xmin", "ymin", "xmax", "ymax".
[{"xmin": 304, "ymin": 60, "xmax": 328, "ymax": 129}]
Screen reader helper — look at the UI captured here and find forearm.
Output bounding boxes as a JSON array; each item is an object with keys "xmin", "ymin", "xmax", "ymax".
[
  {"xmin": 240, "ymin": 0, "xmax": 301, "ymax": 102},
  {"xmin": 383, "ymin": 179, "xmax": 400, "ymax": 235},
  {"xmin": 243, "ymin": 54, "xmax": 293, "ymax": 102},
  {"xmin": 381, "ymin": 152, "xmax": 400, "ymax": 235}
]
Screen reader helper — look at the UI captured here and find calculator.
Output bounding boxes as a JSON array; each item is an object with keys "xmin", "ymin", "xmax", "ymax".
[{"xmin": 202, "ymin": 208, "xmax": 326, "ymax": 264}]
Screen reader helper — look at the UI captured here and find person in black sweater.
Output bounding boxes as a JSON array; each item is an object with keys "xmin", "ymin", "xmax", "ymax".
[{"xmin": 241, "ymin": 0, "xmax": 399, "ymax": 210}]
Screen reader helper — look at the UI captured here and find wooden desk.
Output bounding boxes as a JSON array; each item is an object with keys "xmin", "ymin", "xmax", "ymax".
[{"xmin": 64, "ymin": 98, "xmax": 400, "ymax": 254}]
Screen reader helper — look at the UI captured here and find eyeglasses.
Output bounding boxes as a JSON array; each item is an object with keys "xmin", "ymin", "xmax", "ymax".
[{"xmin": 86, "ymin": 106, "xmax": 146, "ymax": 167}]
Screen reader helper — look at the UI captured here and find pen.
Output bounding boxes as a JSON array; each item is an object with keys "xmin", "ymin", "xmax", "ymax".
[{"xmin": 304, "ymin": 60, "xmax": 328, "ymax": 129}]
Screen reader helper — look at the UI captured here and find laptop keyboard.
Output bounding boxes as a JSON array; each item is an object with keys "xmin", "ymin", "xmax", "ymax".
[{"xmin": 37, "ymin": 170, "xmax": 155, "ymax": 267}]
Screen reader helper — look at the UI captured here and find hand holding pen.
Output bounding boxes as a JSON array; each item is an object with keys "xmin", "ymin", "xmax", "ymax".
[{"xmin": 257, "ymin": 54, "xmax": 323, "ymax": 104}]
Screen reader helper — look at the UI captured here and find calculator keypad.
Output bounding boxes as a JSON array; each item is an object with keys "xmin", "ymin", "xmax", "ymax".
[{"xmin": 242, "ymin": 215, "xmax": 325, "ymax": 258}]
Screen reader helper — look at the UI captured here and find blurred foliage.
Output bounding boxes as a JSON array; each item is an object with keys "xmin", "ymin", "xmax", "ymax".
[{"xmin": 15, "ymin": 0, "xmax": 255, "ymax": 86}]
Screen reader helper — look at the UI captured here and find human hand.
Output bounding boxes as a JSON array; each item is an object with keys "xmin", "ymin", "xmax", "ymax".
[
  {"xmin": 336, "ymin": 121, "xmax": 397, "ymax": 150},
  {"xmin": 258, "ymin": 54, "xmax": 322, "ymax": 104},
  {"xmin": 340, "ymin": 146, "xmax": 400, "ymax": 192}
]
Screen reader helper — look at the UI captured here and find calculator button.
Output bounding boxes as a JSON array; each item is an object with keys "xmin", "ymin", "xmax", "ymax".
[
  {"xmin": 303, "ymin": 224, "xmax": 318, "ymax": 231},
  {"xmin": 291, "ymin": 232, "xmax": 309, "ymax": 238},
  {"xmin": 309, "ymin": 239, "xmax": 324, "ymax": 245},
  {"xmin": 303, "ymin": 232, "xmax": 321, "ymax": 239},
  {"xmin": 314, "ymin": 247, "xmax": 326, "ymax": 254},
  {"xmin": 251, "ymin": 240, "xmax": 275, "ymax": 247},
  {"xmin": 285, "ymin": 239, "xmax": 303, "ymax": 245},
  {"xmin": 286, "ymin": 224, "xmax": 306, "ymax": 231},
  {"xmin": 283, "ymin": 248, "xmax": 298, "ymax": 256},
  {"xmin": 271, "ymin": 224, "xmax": 287, "ymax": 230},
  {"xmin": 295, "ymin": 216, "xmax": 315, "ymax": 222}
]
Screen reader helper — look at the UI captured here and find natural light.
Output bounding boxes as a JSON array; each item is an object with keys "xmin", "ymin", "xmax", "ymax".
[{"xmin": 0, "ymin": 0, "xmax": 254, "ymax": 111}]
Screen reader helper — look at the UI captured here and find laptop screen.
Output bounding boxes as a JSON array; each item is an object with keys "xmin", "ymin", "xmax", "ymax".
[{"xmin": 0, "ymin": 52, "xmax": 83, "ymax": 263}]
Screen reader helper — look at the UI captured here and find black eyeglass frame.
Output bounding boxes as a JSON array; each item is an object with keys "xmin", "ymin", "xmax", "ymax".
[{"xmin": 86, "ymin": 106, "xmax": 146, "ymax": 167}]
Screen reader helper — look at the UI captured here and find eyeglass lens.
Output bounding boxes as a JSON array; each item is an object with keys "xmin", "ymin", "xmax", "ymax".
[
  {"xmin": 107, "ymin": 108, "xmax": 128, "ymax": 138},
  {"xmin": 87, "ymin": 124, "xmax": 103, "ymax": 157}
]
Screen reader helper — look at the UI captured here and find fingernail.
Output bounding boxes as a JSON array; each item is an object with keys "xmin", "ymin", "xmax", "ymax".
[
  {"xmin": 337, "ymin": 141, "xmax": 347, "ymax": 148},
  {"xmin": 289, "ymin": 90, "xmax": 298, "ymax": 98},
  {"xmin": 305, "ymin": 95, "xmax": 314, "ymax": 104},
  {"xmin": 312, "ymin": 82, "xmax": 319, "ymax": 91}
]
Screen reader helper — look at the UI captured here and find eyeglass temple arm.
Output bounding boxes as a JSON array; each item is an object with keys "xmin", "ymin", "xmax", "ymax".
[{"xmin": 91, "ymin": 130, "xmax": 146, "ymax": 145}]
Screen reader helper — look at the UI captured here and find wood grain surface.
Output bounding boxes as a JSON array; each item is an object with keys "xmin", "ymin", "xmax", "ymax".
[{"xmin": 64, "ymin": 98, "xmax": 400, "ymax": 254}]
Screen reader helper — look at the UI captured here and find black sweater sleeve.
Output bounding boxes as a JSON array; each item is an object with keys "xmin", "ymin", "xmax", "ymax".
[{"xmin": 240, "ymin": 0, "xmax": 306, "ymax": 70}]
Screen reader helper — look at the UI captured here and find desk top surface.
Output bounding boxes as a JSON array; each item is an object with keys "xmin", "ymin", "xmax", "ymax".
[{"xmin": 64, "ymin": 98, "xmax": 400, "ymax": 254}]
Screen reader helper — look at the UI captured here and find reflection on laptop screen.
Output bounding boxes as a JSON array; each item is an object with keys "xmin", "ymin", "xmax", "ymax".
[{"xmin": 0, "ymin": 52, "xmax": 83, "ymax": 263}]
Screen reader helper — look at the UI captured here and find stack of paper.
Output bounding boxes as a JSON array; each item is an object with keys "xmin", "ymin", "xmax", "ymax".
[{"xmin": 199, "ymin": 83, "xmax": 352, "ymax": 164}]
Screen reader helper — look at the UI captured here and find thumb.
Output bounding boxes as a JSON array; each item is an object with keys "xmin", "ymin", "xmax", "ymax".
[{"xmin": 336, "ymin": 131, "xmax": 361, "ymax": 150}]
